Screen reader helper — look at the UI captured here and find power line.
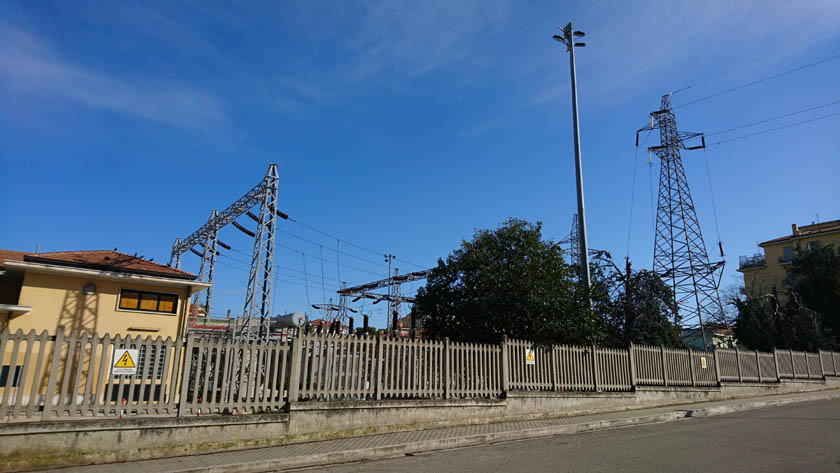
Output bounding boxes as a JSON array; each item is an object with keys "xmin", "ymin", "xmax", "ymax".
[
  {"xmin": 218, "ymin": 252, "xmax": 345, "ymax": 286},
  {"xmin": 675, "ymin": 52, "xmax": 840, "ymax": 109},
  {"xmin": 222, "ymin": 237, "xmax": 384, "ymax": 280},
  {"xmin": 336, "ymin": 239, "xmax": 342, "ymax": 284},
  {"xmin": 273, "ymin": 242, "xmax": 384, "ymax": 277},
  {"xmin": 278, "ymin": 165, "xmax": 367, "ymax": 208},
  {"xmin": 626, "ymin": 145, "xmax": 639, "ymax": 260},
  {"xmin": 288, "ymin": 217, "xmax": 426, "ymax": 269},
  {"xmin": 671, "ymin": 26, "xmax": 840, "ymax": 95},
  {"xmin": 276, "ymin": 227, "xmax": 388, "ymax": 268},
  {"xmin": 702, "ymin": 147, "xmax": 722, "ymax": 249},
  {"xmin": 706, "ymin": 100, "xmax": 840, "ymax": 136},
  {"xmin": 709, "ymin": 110, "xmax": 840, "ymax": 146},
  {"xmin": 302, "ymin": 253, "xmax": 312, "ymax": 312},
  {"xmin": 319, "ymin": 245, "xmax": 327, "ymax": 305}
]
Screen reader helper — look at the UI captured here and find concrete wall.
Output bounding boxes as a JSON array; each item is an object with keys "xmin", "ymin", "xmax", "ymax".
[{"xmin": 1, "ymin": 378, "xmax": 837, "ymax": 472}]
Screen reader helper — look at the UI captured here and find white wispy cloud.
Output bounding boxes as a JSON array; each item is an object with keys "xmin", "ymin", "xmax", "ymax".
[
  {"xmin": 527, "ymin": 0, "xmax": 840, "ymax": 106},
  {"xmin": 0, "ymin": 25, "xmax": 230, "ymax": 133},
  {"xmin": 330, "ymin": 0, "xmax": 511, "ymax": 81}
]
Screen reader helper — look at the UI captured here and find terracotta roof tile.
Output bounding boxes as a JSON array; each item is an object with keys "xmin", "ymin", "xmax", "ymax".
[
  {"xmin": 0, "ymin": 250, "xmax": 30, "ymax": 269},
  {"xmin": 1, "ymin": 249, "xmax": 196, "ymax": 279}
]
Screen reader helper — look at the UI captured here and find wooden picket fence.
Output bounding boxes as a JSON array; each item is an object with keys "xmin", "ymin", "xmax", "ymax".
[{"xmin": 1, "ymin": 327, "xmax": 838, "ymax": 422}]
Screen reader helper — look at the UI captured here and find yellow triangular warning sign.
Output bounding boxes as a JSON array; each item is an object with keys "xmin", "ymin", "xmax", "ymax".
[
  {"xmin": 115, "ymin": 351, "xmax": 136, "ymax": 368},
  {"xmin": 526, "ymin": 351, "xmax": 535, "ymax": 361}
]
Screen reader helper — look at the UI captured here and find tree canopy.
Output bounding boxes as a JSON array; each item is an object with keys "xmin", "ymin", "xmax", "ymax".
[
  {"xmin": 733, "ymin": 243, "xmax": 840, "ymax": 351},
  {"xmin": 414, "ymin": 219, "xmax": 682, "ymax": 348},
  {"xmin": 414, "ymin": 219, "xmax": 599, "ymax": 345},
  {"xmin": 595, "ymin": 267, "xmax": 685, "ymax": 348}
]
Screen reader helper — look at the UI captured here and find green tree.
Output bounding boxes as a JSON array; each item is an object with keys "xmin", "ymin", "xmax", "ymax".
[
  {"xmin": 787, "ymin": 243, "xmax": 840, "ymax": 346},
  {"xmin": 733, "ymin": 243, "xmax": 840, "ymax": 351},
  {"xmin": 598, "ymin": 269, "xmax": 685, "ymax": 348},
  {"xmin": 732, "ymin": 293, "xmax": 779, "ymax": 351},
  {"xmin": 355, "ymin": 326, "xmax": 377, "ymax": 337},
  {"xmin": 414, "ymin": 219, "xmax": 600, "ymax": 345}
]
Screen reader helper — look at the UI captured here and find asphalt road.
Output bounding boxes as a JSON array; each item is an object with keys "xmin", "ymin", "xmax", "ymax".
[{"xmin": 308, "ymin": 398, "xmax": 840, "ymax": 473}]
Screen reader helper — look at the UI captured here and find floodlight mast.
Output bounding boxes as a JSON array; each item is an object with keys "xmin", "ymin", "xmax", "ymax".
[{"xmin": 553, "ymin": 21, "xmax": 591, "ymax": 294}]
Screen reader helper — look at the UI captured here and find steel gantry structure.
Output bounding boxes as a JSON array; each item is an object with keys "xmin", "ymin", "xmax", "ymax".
[
  {"xmin": 636, "ymin": 94, "xmax": 725, "ymax": 349},
  {"xmin": 170, "ymin": 164, "xmax": 285, "ymax": 341},
  {"xmin": 335, "ymin": 269, "xmax": 432, "ymax": 332}
]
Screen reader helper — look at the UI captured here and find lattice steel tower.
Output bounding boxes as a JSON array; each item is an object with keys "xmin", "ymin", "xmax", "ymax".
[
  {"xmin": 637, "ymin": 95, "xmax": 725, "ymax": 348},
  {"xmin": 171, "ymin": 164, "xmax": 282, "ymax": 341}
]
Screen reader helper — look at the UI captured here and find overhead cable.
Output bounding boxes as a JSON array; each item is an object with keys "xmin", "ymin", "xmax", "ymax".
[
  {"xmin": 671, "ymin": 26, "xmax": 840, "ymax": 95},
  {"xmin": 706, "ymin": 100, "xmax": 840, "ymax": 136},
  {"xmin": 675, "ymin": 52, "xmax": 840, "ymax": 109},
  {"xmin": 287, "ymin": 217, "xmax": 426, "ymax": 269},
  {"xmin": 709, "ymin": 111, "xmax": 840, "ymax": 146}
]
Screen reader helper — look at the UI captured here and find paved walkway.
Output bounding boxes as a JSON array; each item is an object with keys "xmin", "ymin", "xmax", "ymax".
[{"xmin": 47, "ymin": 389, "xmax": 840, "ymax": 473}]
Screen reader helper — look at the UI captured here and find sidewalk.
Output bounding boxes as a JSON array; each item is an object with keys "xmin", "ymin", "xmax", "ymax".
[{"xmin": 46, "ymin": 389, "xmax": 840, "ymax": 473}]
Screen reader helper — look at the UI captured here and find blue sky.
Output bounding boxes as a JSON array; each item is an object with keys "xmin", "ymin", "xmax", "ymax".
[{"xmin": 1, "ymin": 1, "xmax": 838, "ymax": 329}]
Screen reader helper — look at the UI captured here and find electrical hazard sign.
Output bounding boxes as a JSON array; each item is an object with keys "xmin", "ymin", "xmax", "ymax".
[
  {"xmin": 525, "ymin": 348, "xmax": 536, "ymax": 366},
  {"xmin": 112, "ymin": 348, "xmax": 138, "ymax": 376},
  {"xmin": 700, "ymin": 356, "xmax": 708, "ymax": 369}
]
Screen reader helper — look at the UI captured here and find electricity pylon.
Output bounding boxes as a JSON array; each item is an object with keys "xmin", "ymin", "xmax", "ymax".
[{"xmin": 636, "ymin": 95, "xmax": 725, "ymax": 349}]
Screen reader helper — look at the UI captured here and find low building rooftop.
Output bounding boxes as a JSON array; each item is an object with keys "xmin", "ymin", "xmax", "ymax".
[
  {"xmin": 760, "ymin": 219, "xmax": 840, "ymax": 247},
  {"xmin": 1, "ymin": 249, "xmax": 196, "ymax": 280}
]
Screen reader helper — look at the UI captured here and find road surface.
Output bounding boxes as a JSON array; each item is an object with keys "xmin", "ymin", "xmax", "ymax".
[{"xmin": 310, "ymin": 398, "xmax": 840, "ymax": 473}]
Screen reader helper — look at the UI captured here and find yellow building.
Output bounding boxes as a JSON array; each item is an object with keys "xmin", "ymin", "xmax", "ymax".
[
  {"xmin": 0, "ymin": 249, "xmax": 210, "ymax": 338},
  {"xmin": 737, "ymin": 219, "xmax": 840, "ymax": 297}
]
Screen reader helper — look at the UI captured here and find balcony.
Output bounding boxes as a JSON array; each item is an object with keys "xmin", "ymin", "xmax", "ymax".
[{"xmin": 738, "ymin": 253, "xmax": 765, "ymax": 270}]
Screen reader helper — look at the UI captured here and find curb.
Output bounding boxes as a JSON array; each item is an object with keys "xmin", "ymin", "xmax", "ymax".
[{"xmin": 171, "ymin": 391, "xmax": 840, "ymax": 473}]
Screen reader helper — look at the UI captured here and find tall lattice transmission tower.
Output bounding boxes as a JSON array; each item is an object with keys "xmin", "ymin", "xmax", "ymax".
[
  {"xmin": 636, "ymin": 94, "xmax": 725, "ymax": 348},
  {"xmin": 170, "ymin": 164, "xmax": 282, "ymax": 341}
]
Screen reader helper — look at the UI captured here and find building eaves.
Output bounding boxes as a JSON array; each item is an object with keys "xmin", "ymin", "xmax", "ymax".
[
  {"xmin": 23, "ymin": 250, "xmax": 196, "ymax": 280},
  {"xmin": 759, "ymin": 223, "xmax": 840, "ymax": 247}
]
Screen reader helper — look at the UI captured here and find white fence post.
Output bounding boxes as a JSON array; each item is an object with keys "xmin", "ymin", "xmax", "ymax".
[
  {"xmin": 735, "ymin": 347, "xmax": 743, "ymax": 382},
  {"xmin": 41, "ymin": 326, "xmax": 65, "ymax": 421},
  {"xmin": 628, "ymin": 343, "xmax": 637, "ymax": 389},
  {"xmin": 443, "ymin": 337, "xmax": 450, "ymax": 400},
  {"xmin": 660, "ymin": 346, "xmax": 668, "ymax": 387},
  {"xmin": 500, "ymin": 335, "xmax": 509, "ymax": 396},
  {"xmin": 176, "ymin": 333, "xmax": 194, "ymax": 418},
  {"xmin": 773, "ymin": 348, "xmax": 780, "ymax": 382},
  {"xmin": 754, "ymin": 350, "xmax": 761, "ymax": 382},
  {"xmin": 287, "ymin": 335, "xmax": 303, "ymax": 403},
  {"xmin": 713, "ymin": 348, "xmax": 721, "ymax": 386},
  {"xmin": 805, "ymin": 351, "xmax": 813, "ymax": 379},
  {"xmin": 592, "ymin": 345, "xmax": 600, "ymax": 392},
  {"xmin": 818, "ymin": 350, "xmax": 825, "ymax": 379},
  {"xmin": 375, "ymin": 334, "xmax": 383, "ymax": 401},
  {"xmin": 688, "ymin": 349, "xmax": 696, "ymax": 387}
]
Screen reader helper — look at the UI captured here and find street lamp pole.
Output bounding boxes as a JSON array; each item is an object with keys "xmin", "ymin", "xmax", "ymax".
[{"xmin": 554, "ymin": 21, "xmax": 591, "ymax": 294}]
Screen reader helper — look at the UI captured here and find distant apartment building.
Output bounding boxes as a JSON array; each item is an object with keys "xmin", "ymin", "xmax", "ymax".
[{"xmin": 737, "ymin": 219, "xmax": 840, "ymax": 297}]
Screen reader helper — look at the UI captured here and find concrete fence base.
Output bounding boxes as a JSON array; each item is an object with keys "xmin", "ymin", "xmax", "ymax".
[{"xmin": 1, "ymin": 378, "xmax": 838, "ymax": 472}]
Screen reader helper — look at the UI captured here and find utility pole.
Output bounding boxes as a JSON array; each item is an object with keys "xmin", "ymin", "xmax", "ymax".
[{"xmin": 553, "ymin": 22, "xmax": 591, "ymax": 294}]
